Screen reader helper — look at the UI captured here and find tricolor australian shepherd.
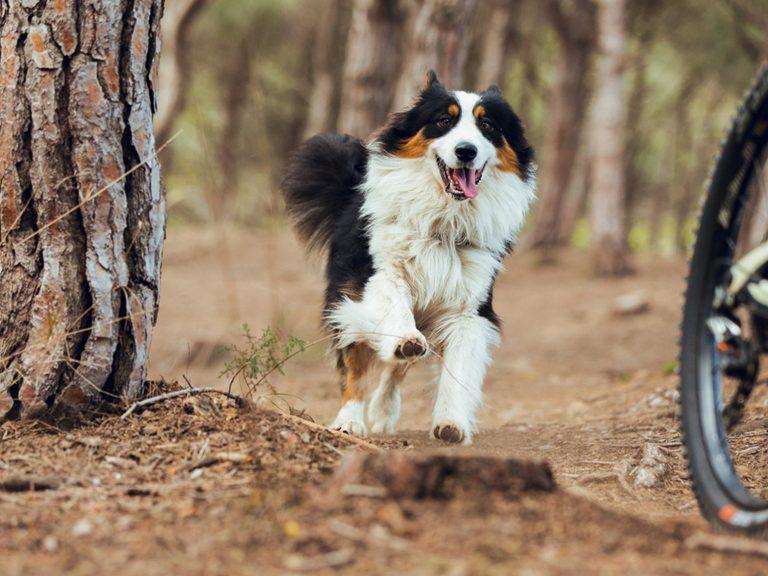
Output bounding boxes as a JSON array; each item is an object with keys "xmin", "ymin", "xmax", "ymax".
[{"xmin": 283, "ymin": 71, "xmax": 535, "ymax": 444}]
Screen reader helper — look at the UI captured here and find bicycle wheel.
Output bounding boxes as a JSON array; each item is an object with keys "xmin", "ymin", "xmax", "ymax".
[{"xmin": 680, "ymin": 65, "xmax": 768, "ymax": 533}]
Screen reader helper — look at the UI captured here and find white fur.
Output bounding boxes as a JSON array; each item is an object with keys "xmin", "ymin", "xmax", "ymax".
[
  {"xmin": 327, "ymin": 91, "xmax": 536, "ymax": 443},
  {"xmin": 367, "ymin": 364, "xmax": 405, "ymax": 434},
  {"xmin": 331, "ymin": 399, "xmax": 366, "ymax": 436}
]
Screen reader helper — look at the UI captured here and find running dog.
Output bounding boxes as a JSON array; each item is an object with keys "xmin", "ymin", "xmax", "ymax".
[{"xmin": 282, "ymin": 71, "xmax": 535, "ymax": 444}]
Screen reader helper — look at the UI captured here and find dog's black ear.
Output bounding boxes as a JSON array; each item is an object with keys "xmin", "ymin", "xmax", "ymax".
[
  {"xmin": 485, "ymin": 84, "xmax": 502, "ymax": 95},
  {"xmin": 424, "ymin": 69, "xmax": 442, "ymax": 90}
]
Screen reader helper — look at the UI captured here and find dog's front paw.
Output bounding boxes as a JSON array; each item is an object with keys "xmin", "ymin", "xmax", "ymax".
[
  {"xmin": 330, "ymin": 400, "xmax": 367, "ymax": 437},
  {"xmin": 432, "ymin": 422, "xmax": 471, "ymax": 445},
  {"xmin": 393, "ymin": 333, "xmax": 428, "ymax": 362}
]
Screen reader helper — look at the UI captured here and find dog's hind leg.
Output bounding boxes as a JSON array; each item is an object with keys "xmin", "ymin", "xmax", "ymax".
[
  {"xmin": 367, "ymin": 363, "xmax": 408, "ymax": 434},
  {"xmin": 330, "ymin": 343, "xmax": 373, "ymax": 436}
]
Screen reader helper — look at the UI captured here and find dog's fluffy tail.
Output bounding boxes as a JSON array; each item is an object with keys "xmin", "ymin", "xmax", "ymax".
[{"xmin": 282, "ymin": 134, "xmax": 368, "ymax": 254}]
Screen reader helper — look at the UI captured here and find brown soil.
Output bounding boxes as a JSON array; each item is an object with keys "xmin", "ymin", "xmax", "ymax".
[{"xmin": 3, "ymin": 226, "xmax": 768, "ymax": 575}]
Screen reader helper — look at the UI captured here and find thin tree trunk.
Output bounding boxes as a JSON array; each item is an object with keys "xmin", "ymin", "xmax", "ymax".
[
  {"xmin": 522, "ymin": 0, "xmax": 593, "ymax": 256},
  {"xmin": 154, "ymin": 0, "xmax": 206, "ymax": 146},
  {"xmin": 589, "ymin": 0, "xmax": 632, "ymax": 276},
  {"xmin": 475, "ymin": 0, "xmax": 516, "ymax": 90},
  {"xmin": 671, "ymin": 78, "xmax": 698, "ymax": 254},
  {"xmin": 393, "ymin": 0, "xmax": 478, "ymax": 110},
  {"xmin": 303, "ymin": 0, "xmax": 345, "ymax": 139},
  {"xmin": 623, "ymin": 42, "xmax": 650, "ymax": 230},
  {"xmin": 558, "ymin": 143, "xmax": 591, "ymax": 245},
  {"xmin": 0, "ymin": 1, "xmax": 165, "ymax": 421},
  {"xmin": 218, "ymin": 29, "xmax": 256, "ymax": 220},
  {"xmin": 337, "ymin": 0, "xmax": 404, "ymax": 138}
]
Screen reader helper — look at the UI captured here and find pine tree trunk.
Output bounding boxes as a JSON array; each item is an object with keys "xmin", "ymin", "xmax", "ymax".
[
  {"xmin": 393, "ymin": 0, "xmax": 477, "ymax": 110},
  {"xmin": 0, "ymin": 1, "xmax": 165, "ymax": 421},
  {"xmin": 522, "ymin": 0, "xmax": 593, "ymax": 256},
  {"xmin": 337, "ymin": 0, "xmax": 404, "ymax": 138},
  {"xmin": 589, "ymin": 0, "xmax": 631, "ymax": 276},
  {"xmin": 475, "ymin": 0, "xmax": 515, "ymax": 90}
]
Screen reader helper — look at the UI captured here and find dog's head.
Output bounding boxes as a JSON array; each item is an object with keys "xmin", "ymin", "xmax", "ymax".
[{"xmin": 374, "ymin": 70, "xmax": 534, "ymax": 202}]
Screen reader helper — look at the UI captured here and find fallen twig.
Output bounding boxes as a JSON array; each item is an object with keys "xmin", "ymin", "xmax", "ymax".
[
  {"xmin": 573, "ymin": 460, "xmax": 638, "ymax": 500},
  {"xmin": 685, "ymin": 532, "xmax": 768, "ymax": 559},
  {"xmin": 184, "ymin": 451, "xmax": 252, "ymax": 472},
  {"xmin": 282, "ymin": 412, "xmax": 382, "ymax": 453},
  {"xmin": 121, "ymin": 387, "xmax": 243, "ymax": 419},
  {"xmin": 283, "ymin": 548, "xmax": 355, "ymax": 572}
]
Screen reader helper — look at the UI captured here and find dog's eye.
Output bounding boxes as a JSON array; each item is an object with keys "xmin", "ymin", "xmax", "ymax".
[
  {"xmin": 479, "ymin": 119, "xmax": 494, "ymax": 132},
  {"xmin": 436, "ymin": 116, "xmax": 452, "ymax": 128}
]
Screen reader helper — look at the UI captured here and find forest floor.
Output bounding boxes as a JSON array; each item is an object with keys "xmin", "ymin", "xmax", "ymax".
[{"xmin": 3, "ymin": 226, "xmax": 768, "ymax": 575}]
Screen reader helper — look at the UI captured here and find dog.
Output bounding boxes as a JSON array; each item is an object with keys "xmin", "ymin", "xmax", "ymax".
[{"xmin": 282, "ymin": 70, "xmax": 535, "ymax": 444}]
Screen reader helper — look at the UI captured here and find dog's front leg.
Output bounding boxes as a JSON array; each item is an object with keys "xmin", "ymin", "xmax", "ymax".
[
  {"xmin": 359, "ymin": 271, "xmax": 427, "ymax": 363},
  {"xmin": 432, "ymin": 314, "xmax": 499, "ymax": 445}
]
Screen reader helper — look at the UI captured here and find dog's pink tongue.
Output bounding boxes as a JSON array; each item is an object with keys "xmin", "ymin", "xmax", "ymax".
[{"xmin": 453, "ymin": 168, "xmax": 478, "ymax": 199}]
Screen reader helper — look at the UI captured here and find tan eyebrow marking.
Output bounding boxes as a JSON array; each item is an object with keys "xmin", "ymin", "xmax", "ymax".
[
  {"xmin": 448, "ymin": 103, "xmax": 459, "ymax": 117},
  {"xmin": 474, "ymin": 104, "xmax": 486, "ymax": 118}
]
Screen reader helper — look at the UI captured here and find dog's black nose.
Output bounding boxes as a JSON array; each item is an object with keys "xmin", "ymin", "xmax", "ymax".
[{"xmin": 455, "ymin": 143, "xmax": 477, "ymax": 163}]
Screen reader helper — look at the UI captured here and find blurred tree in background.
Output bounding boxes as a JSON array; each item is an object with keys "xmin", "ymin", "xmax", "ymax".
[{"xmin": 158, "ymin": 0, "xmax": 768, "ymax": 275}]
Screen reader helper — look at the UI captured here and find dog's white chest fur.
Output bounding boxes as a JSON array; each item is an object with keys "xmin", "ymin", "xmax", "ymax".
[{"xmin": 377, "ymin": 226, "xmax": 499, "ymax": 317}]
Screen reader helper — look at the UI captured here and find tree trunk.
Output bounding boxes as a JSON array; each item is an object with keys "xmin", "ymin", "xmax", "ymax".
[
  {"xmin": 475, "ymin": 0, "xmax": 516, "ymax": 90},
  {"xmin": 0, "ymin": 1, "xmax": 165, "ymax": 421},
  {"xmin": 337, "ymin": 0, "xmax": 405, "ymax": 138},
  {"xmin": 302, "ymin": 0, "xmax": 346, "ymax": 139},
  {"xmin": 623, "ymin": 39, "xmax": 650, "ymax": 230},
  {"xmin": 218, "ymin": 28, "xmax": 256, "ymax": 220},
  {"xmin": 154, "ymin": 0, "xmax": 206, "ymax": 145},
  {"xmin": 393, "ymin": 0, "xmax": 477, "ymax": 111},
  {"xmin": 589, "ymin": 0, "xmax": 631, "ymax": 276},
  {"xmin": 522, "ymin": 0, "xmax": 593, "ymax": 256}
]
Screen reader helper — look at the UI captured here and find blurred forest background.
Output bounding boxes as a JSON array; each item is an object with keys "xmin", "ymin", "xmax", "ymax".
[{"xmin": 157, "ymin": 0, "xmax": 768, "ymax": 275}]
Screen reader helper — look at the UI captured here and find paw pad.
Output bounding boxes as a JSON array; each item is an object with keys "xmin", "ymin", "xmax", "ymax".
[
  {"xmin": 395, "ymin": 338, "xmax": 426, "ymax": 360},
  {"xmin": 433, "ymin": 424, "xmax": 464, "ymax": 444}
]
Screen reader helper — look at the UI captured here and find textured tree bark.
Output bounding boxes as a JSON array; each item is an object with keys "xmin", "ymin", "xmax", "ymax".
[
  {"xmin": 0, "ymin": 1, "xmax": 165, "ymax": 421},
  {"xmin": 337, "ymin": 0, "xmax": 405, "ymax": 138},
  {"xmin": 589, "ymin": 0, "xmax": 631, "ymax": 276},
  {"xmin": 154, "ymin": 0, "xmax": 205, "ymax": 146},
  {"xmin": 393, "ymin": 0, "xmax": 477, "ymax": 111},
  {"xmin": 475, "ymin": 0, "xmax": 516, "ymax": 90},
  {"xmin": 522, "ymin": 0, "xmax": 593, "ymax": 256}
]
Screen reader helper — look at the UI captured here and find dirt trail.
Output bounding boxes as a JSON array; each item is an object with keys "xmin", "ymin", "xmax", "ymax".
[
  {"xmin": 5, "ymin": 226, "xmax": 768, "ymax": 575},
  {"xmin": 151, "ymin": 227, "xmax": 692, "ymax": 517}
]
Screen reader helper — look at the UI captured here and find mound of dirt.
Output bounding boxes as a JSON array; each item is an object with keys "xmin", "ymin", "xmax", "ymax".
[{"xmin": 1, "ymin": 390, "xmax": 766, "ymax": 575}]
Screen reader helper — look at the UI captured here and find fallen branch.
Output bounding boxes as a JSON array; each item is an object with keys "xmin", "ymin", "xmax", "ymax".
[
  {"xmin": 121, "ymin": 387, "xmax": 243, "ymax": 419},
  {"xmin": 282, "ymin": 412, "xmax": 382, "ymax": 453},
  {"xmin": 685, "ymin": 532, "xmax": 768, "ymax": 559}
]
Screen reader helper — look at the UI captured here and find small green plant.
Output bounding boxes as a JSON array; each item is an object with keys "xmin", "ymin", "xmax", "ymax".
[{"xmin": 222, "ymin": 324, "xmax": 306, "ymax": 398}]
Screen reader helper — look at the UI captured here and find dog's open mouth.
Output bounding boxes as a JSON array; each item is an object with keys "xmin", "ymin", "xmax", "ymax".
[{"xmin": 437, "ymin": 157, "xmax": 484, "ymax": 201}]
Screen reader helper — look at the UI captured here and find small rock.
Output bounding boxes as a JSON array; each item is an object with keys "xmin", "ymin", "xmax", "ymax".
[
  {"xmin": 71, "ymin": 518, "xmax": 94, "ymax": 537},
  {"xmin": 566, "ymin": 400, "xmax": 588, "ymax": 418},
  {"xmin": 612, "ymin": 292, "xmax": 650, "ymax": 316},
  {"xmin": 41, "ymin": 535, "xmax": 59, "ymax": 553},
  {"xmin": 632, "ymin": 443, "xmax": 669, "ymax": 489}
]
